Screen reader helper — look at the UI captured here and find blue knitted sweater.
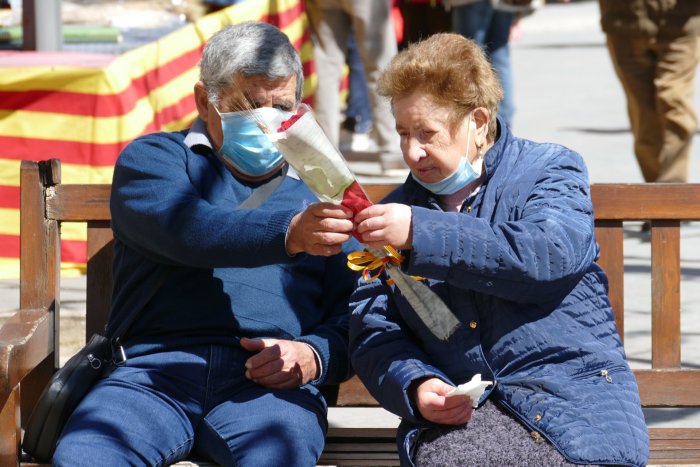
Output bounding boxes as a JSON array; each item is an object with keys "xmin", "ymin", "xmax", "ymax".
[{"xmin": 107, "ymin": 128, "xmax": 360, "ymax": 385}]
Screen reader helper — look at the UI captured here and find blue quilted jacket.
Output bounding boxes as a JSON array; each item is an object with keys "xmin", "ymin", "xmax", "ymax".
[{"xmin": 349, "ymin": 120, "xmax": 649, "ymax": 466}]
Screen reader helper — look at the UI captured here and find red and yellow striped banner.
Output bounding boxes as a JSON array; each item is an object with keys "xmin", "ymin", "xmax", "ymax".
[{"xmin": 0, "ymin": 0, "xmax": 319, "ymax": 278}]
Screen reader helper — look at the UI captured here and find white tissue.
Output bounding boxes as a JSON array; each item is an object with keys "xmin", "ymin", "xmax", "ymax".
[{"xmin": 445, "ymin": 374, "xmax": 494, "ymax": 408}]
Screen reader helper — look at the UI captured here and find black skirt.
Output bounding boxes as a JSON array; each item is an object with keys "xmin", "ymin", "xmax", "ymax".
[{"xmin": 414, "ymin": 398, "xmax": 602, "ymax": 467}]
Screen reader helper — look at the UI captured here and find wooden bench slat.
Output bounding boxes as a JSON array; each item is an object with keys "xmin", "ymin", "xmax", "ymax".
[
  {"xmin": 319, "ymin": 453, "xmax": 399, "ymax": 460},
  {"xmin": 636, "ymin": 370, "xmax": 700, "ymax": 406},
  {"xmin": 85, "ymin": 223, "xmax": 114, "ymax": 340},
  {"xmin": 651, "ymin": 222, "xmax": 682, "ymax": 368},
  {"xmin": 327, "ymin": 427, "xmax": 399, "ymax": 438},
  {"xmin": 47, "ymin": 184, "xmax": 112, "ymax": 222},
  {"xmin": 323, "ymin": 443, "xmax": 398, "ymax": 452},
  {"xmin": 650, "ymin": 428, "xmax": 700, "ymax": 440},
  {"xmin": 591, "ymin": 184, "xmax": 700, "ymax": 219},
  {"xmin": 335, "ymin": 375, "xmax": 379, "ymax": 406},
  {"xmin": 651, "ymin": 440, "xmax": 700, "ymax": 450},
  {"xmin": 364, "ymin": 184, "xmax": 397, "ymax": 203},
  {"xmin": 594, "ymin": 220, "xmax": 625, "ymax": 339},
  {"xmin": 318, "ymin": 460, "xmax": 399, "ymax": 467},
  {"xmin": 648, "ymin": 453, "xmax": 700, "ymax": 464}
]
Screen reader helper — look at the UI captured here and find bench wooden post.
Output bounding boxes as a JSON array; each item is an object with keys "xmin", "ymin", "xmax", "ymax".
[{"xmin": 18, "ymin": 161, "xmax": 61, "ymax": 429}]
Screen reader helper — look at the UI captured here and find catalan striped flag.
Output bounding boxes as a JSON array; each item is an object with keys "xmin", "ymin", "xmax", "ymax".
[{"xmin": 0, "ymin": 0, "xmax": 317, "ymax": 278}]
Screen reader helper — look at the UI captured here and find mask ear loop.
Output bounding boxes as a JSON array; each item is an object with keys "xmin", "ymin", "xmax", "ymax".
[
  {"xmin": 470, "ymin": 113, "xmax": 488, "ymax": 176},
  {"xmin": 472, "ymin": 110, "xmax": 490, "ymax": 162},
  {"xmin": 462, "ymin": 112, "xmax": 474, "ymax": 164}
]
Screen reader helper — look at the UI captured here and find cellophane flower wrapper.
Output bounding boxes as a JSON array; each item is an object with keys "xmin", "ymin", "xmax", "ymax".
[
  {"xmin": 267, "ymin": 105, "xmax": 460, "ymax": 341},
  {"xmin": 267, "ymin": 104, "xmax": 373, "ymax": 216}
]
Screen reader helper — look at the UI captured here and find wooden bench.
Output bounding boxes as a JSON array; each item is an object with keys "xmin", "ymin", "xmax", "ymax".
[{"xmin": 2, "ymin": 158, "xmax": 700, "ymax": 465}]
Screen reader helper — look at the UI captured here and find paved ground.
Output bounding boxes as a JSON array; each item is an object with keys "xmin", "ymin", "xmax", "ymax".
[{"xmin": 2, "ymin": 0, "xmax": 700, "ymax": 433}]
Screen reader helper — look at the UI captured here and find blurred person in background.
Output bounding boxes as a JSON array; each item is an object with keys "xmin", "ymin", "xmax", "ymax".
[
  {"xmin": 306, "ymin": 0, "xmax": 406, "ymax": 174},
  {"xmin": 446, "ymin": 0, "xmax": 543, "ymax": 127},
  {"xmin": 599, "ymin": 1, "xmax": 700, "ymax": 189},
  {"xmin": 397, "ymin": 0, "xmax": 452, "ymax": 50},
  {"xmin": 200, "ymin": 0, "xmax": 245, "ymax": 15},
  {"xmin": 339, "ymin": 31, "xmax": 379, "ymax": 153}
]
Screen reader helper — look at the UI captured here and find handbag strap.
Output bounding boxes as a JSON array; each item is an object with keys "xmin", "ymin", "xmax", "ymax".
[
  {"xmin": 105, "ymin": 163, "xmax": 290, "ymax": 356},
  {"xmin": 238, "ymin": 164, "xmax": 288, "ymax": 209}
]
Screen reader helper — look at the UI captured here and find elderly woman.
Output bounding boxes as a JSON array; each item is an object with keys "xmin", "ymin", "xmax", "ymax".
[{"xmin": 349, "ymin": 33, "xmax": 649, "ymax": 466}]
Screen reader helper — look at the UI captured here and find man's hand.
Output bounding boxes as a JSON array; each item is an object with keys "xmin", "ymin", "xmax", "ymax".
[
  {"xmin": 354, "ymin": 203, "xmax": 412, "ymax": 250},
  {"xmin": 411, "ymin": 377, "xmax": 473, "ymax": 425},
  {"xmin": 286, "ymin": 202, "xmax": 355, "ymax": 256},
  {"xmin": 240, "ymin": 337, "xmax": 320, "ymax": 388}
]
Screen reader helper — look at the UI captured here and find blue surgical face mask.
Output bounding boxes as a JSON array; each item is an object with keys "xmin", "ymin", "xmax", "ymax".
[
  {"xmin": 215, "ymin": 106, "xmax": 292, "ymax": 177},
  {"xmin": 414, "ymin": 156, "xmax": 483, "ymax": 195},
  {"xmin": 412, "ymin": 112, "xmax": 483, "ymax": 195}
]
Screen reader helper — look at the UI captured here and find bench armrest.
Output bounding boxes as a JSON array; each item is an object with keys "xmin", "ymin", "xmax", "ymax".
[{"xmin": 0, "ymin": 309, "xmax": 53, "ymax": 409}]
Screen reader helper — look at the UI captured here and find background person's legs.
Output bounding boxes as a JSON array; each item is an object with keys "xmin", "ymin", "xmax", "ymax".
[
  {"xmin": 452, "ymin": 0, "xmax": 515, "ymax": 126},
  {"xmin": 483, "ymin": 9, "xmax": 515, "ymax": 126},
  {"xmin": 399, "ymin": 0, "xmax": 451, "ymax": 50},
  {"xmin": 607, "ymin": 34, "xmax": 668, "ymax": 183},
  {"xmin": 309, "ymin": 7, "xmax": 352, "ymax": 147},
  {"xmin": 341, "ymin": 31, "xmax": 378, "ymax": 153},
  {"xmin": 349, "ymin": 0, "xmax": 403, "ymax": 172},
  {"xmin": 653, "ymin": 34, "xmax": 700, "ymax": 183}
]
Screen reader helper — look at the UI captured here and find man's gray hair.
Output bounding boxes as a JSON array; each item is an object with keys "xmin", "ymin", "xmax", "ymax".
[{"xmin": 199, "ymin": 22, "xmax": 304, "ymax": 106}]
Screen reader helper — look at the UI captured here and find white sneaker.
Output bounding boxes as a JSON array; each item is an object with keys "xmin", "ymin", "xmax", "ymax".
[
  {"xmin": 340, "ymin": 131, "xmax": 379, "ymax": 153},
  {"xmin": 351, "ymin": 132, "xmax": 379, "ymax": 153}
]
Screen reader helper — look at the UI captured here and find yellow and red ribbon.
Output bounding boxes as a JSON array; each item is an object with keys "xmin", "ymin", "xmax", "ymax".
[
  {"xmin": 347, "ymin": 245, "xmax": 425, "ymax": 285},
  {"xmin": 347, "ymin": 245, "xmax": 405, "ymax": 282}
]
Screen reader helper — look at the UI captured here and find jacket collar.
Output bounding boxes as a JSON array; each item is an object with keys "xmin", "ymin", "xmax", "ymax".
[
  {"xmin": 483, "ymin": 115, "xmax": 510, "ymax": 178},
  {"xmin": 183, "ymin": 117, "xmax": 213, "ymax": 150}
]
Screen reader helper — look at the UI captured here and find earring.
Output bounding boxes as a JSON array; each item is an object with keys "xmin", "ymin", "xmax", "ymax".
[{"xmin": 476, "ymin": 143, "xmax": 484, "ymax": 157}]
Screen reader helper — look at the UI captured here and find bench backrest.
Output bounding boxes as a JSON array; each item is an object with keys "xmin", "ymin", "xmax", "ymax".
[{"xmin": 19, "ymin": 159, "xmax": 700, "ymax": 410}]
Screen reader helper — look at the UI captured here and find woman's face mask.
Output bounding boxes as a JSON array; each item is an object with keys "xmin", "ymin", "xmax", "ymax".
[
  {"xmin": 412, "ymin": 112, "xmax": 483, "ymax": 195},
  {"xmin": 215, "ymin": 106, "xmax": 293, "ymax": 177}
]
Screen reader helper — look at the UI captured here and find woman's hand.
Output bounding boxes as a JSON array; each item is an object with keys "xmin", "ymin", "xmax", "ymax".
[
  {"xmin": 240, "ymin": 337, "xmax": 319, "ymax": 388},
  {"xmin": 286, "ymin": 202, "xmax": 355, "ymax": 256},
  {"xmin": 354, "ymin": 203, "xmax": 412, "ymax": 250},
  {"xmin": 411, "ymin": 377, "xmax": 473, "ymax": 425}
]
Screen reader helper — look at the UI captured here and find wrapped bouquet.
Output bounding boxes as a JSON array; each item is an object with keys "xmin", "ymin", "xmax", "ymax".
[
  {"xmin": 267, "ymin": 104, "xmax": 460, "ymax": 340},
  {"xmin": 267, "ymin": 104, "xmax": 373, "ymax": 215}
]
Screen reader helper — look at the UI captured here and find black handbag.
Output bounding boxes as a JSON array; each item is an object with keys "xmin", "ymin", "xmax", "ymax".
[
  {"xmin": 21, "ymin": 163, "xmax": 289, "ymax": 462},
  {"xmin": 22, "ymin": 333, "xmax": 117, "ymax": 462},
  {"xmin": 21, "ymin": 267, "xmax": 167, "ymax": 463}
]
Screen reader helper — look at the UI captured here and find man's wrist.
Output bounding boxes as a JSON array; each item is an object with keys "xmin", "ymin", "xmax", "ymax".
[
  {"xmin": 284, "ymin": 228, "xmax": 299, "ymax": 257},
  {"xmin": 302, "ymin": 342, "xmax": 322, "ymax": 381},
  {"xmin": 285, "ymin": 212, "xmax": 302, "ymax": 256}
]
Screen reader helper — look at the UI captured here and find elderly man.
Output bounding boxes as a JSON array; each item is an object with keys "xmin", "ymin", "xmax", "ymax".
[{"xmin": 52, "ymin": 22, "xmax": 359, "ymax": 467}]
